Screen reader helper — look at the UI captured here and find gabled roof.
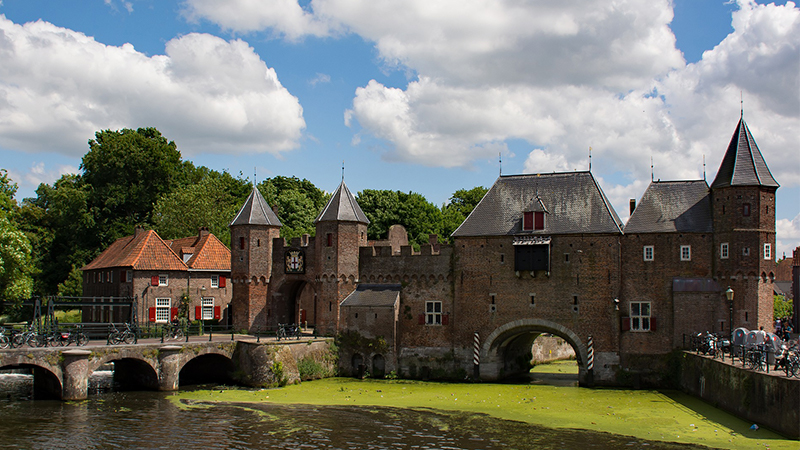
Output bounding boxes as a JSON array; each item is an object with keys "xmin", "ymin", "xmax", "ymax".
[
  {"xmin": 230, "ymin": 185, "xmax": 282, "ymax": 227},
  {"xmin": 340, "ymin": 284, "xmax": 400, "ymax": 307},
  {"xmin": 710, "ymin": 117, "xmax": 779, "ymax": 189},
  {"xmin": 166, "ymin": 232, "xmax": 231, "ymax": 271},
  {"xmin": 624, "ymin": 181, "xmax": 712, "ymax": 234},
  {"xmin": 452, "ymin": 171, "xmax": 623, "ymax": 237},
  {"xmin": 81, "ymin": 229, "xmax": 187, "ymax": 271},
  {"xmin": 315, "ymin": 180, "xmax": 370, "ymax": 224}
]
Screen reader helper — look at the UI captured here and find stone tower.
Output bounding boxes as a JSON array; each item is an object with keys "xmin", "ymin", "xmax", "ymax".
[
  {"xmin": 314, "ymin": 180, "xmax": 370, "ymax": 334},
  {"xmin": 229, "ymin": 185, "xmax": 282, "ymax": 332},
  {"xmin": 710, "ymin": 116, "xmax": 779, "ymax": 331}
]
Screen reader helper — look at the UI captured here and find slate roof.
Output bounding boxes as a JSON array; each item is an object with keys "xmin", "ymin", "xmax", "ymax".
[
  {"xmin": 710, "ymin": 117, "xmax": 779, "ymax": 189},
  {"xmin": 230, "ymin": 185, "xmax": 282, "ymax": 227},
  {"xmin": 315, "ymin": 180, "xmax": 370, "ymax": 224},
  {"xmin": 452, "ymin": 171, "xmax": 623, "ymax": 237},
  {"xmin": 82, "ymin": 229, "xmax": 231, "ymax": 272},
  {"xmin": 624, "ymin": 181, "xmax": 712, "ymax": 234},
  {"xmin": 81, "ymin": 229, "xmax": 187, "ymax": 271},
  {"xmin": 340, "ymin": 284, "xmax": 401, "ymax": 307}
]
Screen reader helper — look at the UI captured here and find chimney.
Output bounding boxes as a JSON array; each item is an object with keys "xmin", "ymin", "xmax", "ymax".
[
  {"xmin": 134, "ymin": 225, "xmax": 145, "ymax": 237},
  {"xmin": 199, "ymin": 227, "xmax": 210, "ymax": 237},
  {"xmin": 629, "ymin": 199, "xmax": 636, "ymax": 215}
]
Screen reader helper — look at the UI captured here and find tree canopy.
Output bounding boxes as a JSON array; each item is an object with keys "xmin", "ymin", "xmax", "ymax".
[{"xmin": 0, "ymin": 170, "xmax": 33, "ymax": 301}]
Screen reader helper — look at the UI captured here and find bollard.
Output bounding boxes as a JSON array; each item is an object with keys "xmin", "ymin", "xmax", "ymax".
[
  {"xmin": 231, "ymin": 329, "xmax": 234, "ymax": 341},
  {"xmin": 209, "ymin": 330, "xmax": 213, "ymax": 342},
  {"xmin": 257, "ymin": 331, "xmax": 260, "ymax": 343}
]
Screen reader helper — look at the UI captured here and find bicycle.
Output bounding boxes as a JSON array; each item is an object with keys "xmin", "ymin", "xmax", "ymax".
[
  {"xmin": 108, "ymin": 323, "xmax": 137, "ymax": 345},
  {"xmin": 56, "ymin": 325, "xmax": 89, "ymax": 347},
  {"xmin": 0, "ymin": 327, "xmax": 10, "ymax": 349},
  {"xmin": 164, "ymin": 323, "xmax": 184, "ymax": 341}
]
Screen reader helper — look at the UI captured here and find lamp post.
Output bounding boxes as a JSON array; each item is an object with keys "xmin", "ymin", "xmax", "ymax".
[{"xmin": 726, "ymin": 287, "xmax": 734, "ymax": 338}]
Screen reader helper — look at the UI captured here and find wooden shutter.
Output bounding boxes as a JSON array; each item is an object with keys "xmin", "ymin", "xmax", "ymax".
[
  {"xmin": 650, "ymin": 317, "xmax": 657, "ymax": 332},
  {"xmin": 621, "ymin": 317, "xmax": 631, "ymax": 331},
  {"xmin": 418, "ymin": 314, "xmax": 425, "ymax": 325},
  {"xmin": 442, "ymin": 314, "xmax": 449, "ymax": 325},
  {"xmin": 523, "ymin": 212, "xmax": 533, "ymax": 230},
  {"xmin": 214, "ymin": 306, "xmax": 221, "ymax": 320},
  {"xmin": 148, "ymin": 307, "xmax": 156, "ymax": 322},
  {"xmin": 534, "ymin": 211, "xmax": 544, "ymax": 230},
  {"xmin": 219, "ymin": 276, "xmax": 226, "ymax": 288},
  {"xmin": 170, "ymin": 308, "xmax": 178, "ymax": 321},
  {"xmin": 151, "ymin": 275, "xmax": 159, "ymax": 286},
  {"xmin": 195, "ymin": 306, "xmax": 202, "ymax": 320}
]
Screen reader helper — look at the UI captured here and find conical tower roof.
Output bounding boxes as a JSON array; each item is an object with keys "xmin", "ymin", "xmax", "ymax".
[
  {"xmin": 315, "ymin": 180, "xmax": 370, "ymax": 224},
  {"xmin": 230, "ymin": 185, "xmax": 282, "ymax": 227},
  {"xmin": 711, "ymin": 117, "xmax": 779, "ymax": 189}
]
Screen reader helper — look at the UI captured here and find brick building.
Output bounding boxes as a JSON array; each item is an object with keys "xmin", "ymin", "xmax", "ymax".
[
  {"xmin": 81, "ymin": 227, "xmax": 231, "ymax": 325},
  {"xmin": 230, "ymin": 117, "xmax": 781, "ymax": 384}
]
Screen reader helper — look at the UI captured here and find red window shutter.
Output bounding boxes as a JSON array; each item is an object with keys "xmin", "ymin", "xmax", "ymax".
[
  {"xmin": 621, "ymin": 317, "xmax": 631, "ymax": 331},
  {"xmin": 151, "ymin": 275, "xmax": 159, "ymax": 286},
  {"xmin": 195, "ymin": 306, "xmax": 202, "ymax": 320},
  {"xmin": 523, "ymin": 212, "xmax": 533, "ymax": 230},
  {"xmin": 219, "ymin": 276, "xmax": 226, "ymax": 288},
  {"xmin": 442, "ymin": 314, "xmax": 449, "ymax": 325},
  {"xmin": 418, "ymin": 314, "xmax": 425, "ymax": 325},
  {"xmin": 650, "ymin": 317, "xmax": 657, "ymax": 332},
  {"xmin": 170, "ymin": 308, "xmax": 178, "ymax": 321},
  {"xmin": 214, "ymin": 306, "xmax": 221, "ymax": 320},
  {"xmin": 148, "ymin": 307, "xmax": 156, "ymax": 322},
  {"xmin": 534, "ymin": 211, "xmax": 544, "ymax": 230}
]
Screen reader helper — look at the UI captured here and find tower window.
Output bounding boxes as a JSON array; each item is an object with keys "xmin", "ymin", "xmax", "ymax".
[
  {"xmin": 743, "ymin": 203, "xmax": 751, "ymax": 216},
  {"xmin": 680, "ymin": 245, "xmax": 691, "ymax": 261},
  {"xmin": 764, "ymin": 243, "xmax": 772, "ymax": 260},
  {"xmin": 239, "ymin": 237, "xmax": 245, "ymax": 250},
  {"xmin": 326, "ymin": 233, "xmax": 333, "ymax": 247},
  {"xmin": 720, "ymin": 243, "xmax": 729, "ymax": 259},
  {"xmin": 643, "ymin": 245, "xmax": 654, "ymax": 261}
]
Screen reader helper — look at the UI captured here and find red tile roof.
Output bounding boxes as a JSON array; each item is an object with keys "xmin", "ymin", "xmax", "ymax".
[{"xmin": 82, "ymin": 229, "xmax": 230, "ymax": 272}]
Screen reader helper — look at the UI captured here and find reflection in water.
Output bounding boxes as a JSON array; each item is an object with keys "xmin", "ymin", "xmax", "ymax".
[{"xmin": 0, "ymin": 385, "xmax": 707, "ymax": 450}]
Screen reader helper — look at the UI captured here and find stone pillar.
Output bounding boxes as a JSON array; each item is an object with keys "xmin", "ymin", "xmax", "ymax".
[
  {"xmin": 61, "ymin": 349, "xmax": 92, "ymax": 401},
  {"xmin": 158, "ymin": 345, "xmax": 183, "ymax": 391}
]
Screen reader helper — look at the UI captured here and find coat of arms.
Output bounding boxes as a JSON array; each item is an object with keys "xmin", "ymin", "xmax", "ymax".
[{"xmin": 285, "ymin": 250, "xmax": 304, "ymax": 273}]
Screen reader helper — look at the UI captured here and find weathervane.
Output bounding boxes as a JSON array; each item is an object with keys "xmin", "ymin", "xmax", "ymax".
[
  {"xmin": 499, "ymin": 152, "xmax": 502, "ymax": 176},
  {"xmin": 588, "ymin": 146, "xmax": 592, "ymax": 172},
  {"xmin": 342, "ymin": 160, "xmax": 345, "ymax": 181},
  {"xmin": 651, "ymin": 156, "xmax": 654, "ymax": 182}
]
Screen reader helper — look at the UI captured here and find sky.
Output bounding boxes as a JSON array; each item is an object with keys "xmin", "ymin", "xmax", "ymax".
[{"xmin": 0, "ymin": 0, "xmax": 798, "ymax": 257}]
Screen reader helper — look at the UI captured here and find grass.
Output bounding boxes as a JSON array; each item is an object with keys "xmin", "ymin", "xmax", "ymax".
[{"xmin": 173, "ymin": 371, "xmax": 798, "ymax": 449}]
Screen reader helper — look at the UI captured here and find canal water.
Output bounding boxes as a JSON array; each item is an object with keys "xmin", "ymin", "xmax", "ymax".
[{"xmin": 0, "ymin": 370, "xmax": 705, "ymax": 450}]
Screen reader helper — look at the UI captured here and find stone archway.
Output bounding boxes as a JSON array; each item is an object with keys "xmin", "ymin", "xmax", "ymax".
[
  {"xmin": 480, "ymin": 318, "xmax": 588, "ymax": 384},
  {"xmin": 272, "ymin": 280, "xmax": 316, "ymax": 327}
]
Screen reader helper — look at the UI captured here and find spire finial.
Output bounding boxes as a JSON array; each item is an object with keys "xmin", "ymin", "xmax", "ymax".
[
  {"xmin": 254, "ymin": 167, "xmax": 257, "ymax": 186},
  {"xmin": 741, "ymin": 91, "xmax": 744, "ymax": 118},
  {"xmin": 703, "ymin": 155, "xmax": 706, "ymax": 181},
  {"xmin": 499, "ymin": 152, "xmax": 502, "ymax": 176},
  {"xmin": 650, "ymin": 156, "xmax": 654, "ymax": 182},
  {"xmin": 589, "ymin": 146, "xmax": 592, "ymax": 172},
  {"xmin": 342, "ymin": 160, "xmax": 345, "ymax": 182}
]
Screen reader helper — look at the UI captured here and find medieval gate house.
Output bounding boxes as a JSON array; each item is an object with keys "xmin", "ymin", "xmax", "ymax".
[{"xmin": 220, "ymin": 116, "xmax": 781, "ymax": 386}]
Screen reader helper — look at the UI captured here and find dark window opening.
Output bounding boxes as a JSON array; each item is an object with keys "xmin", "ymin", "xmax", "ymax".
[
  {"xmin": 573, "ymin": 296, "xmax": 579, "ymax": 305},
  {"xmin": 327, "ymin": 233, "xmax": 333, "ymax": 247},
  {"xmin": 257, "ymin": 239, "xmax": 260, "ymax": 247},
  {"xmin": 743, "ymin": 203, "xmax": 751, "ymax": 216},
  {"xmin": 490, "ymin": 294, "xmax": 496, "ymax": 304},
  {"xmin": 565, "ymin": 253, "xmax": 569, "ymax": 263},
  {"xmin": 239, "ymin": 237, "xmax": 245, "ymax": 250},
  {"xmin": 530, "ymin": 294, "xmax": 535, "ymax": 305},
  {"xmin": 515, "ymin": 245, "xmax": 549, "ymax": 271}
]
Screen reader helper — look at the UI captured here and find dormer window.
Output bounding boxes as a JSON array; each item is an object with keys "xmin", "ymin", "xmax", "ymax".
[{"xmin": 523, "ymin": 211, "xmax": 545, "ymax": 231}]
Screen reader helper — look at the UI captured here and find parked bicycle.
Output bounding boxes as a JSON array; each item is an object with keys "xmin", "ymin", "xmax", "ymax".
[
  {"xmin": 0, "ymin": 327, "xmax": 10, "ymax": 349},
  {"xmin": 276, "ymin": 323, "xmax": 301, "ymax": 341},
  {"xmin": 55, "ymin": 325, "xmax": 89, "ymax": 347},
  {"xmin": 107, "ymin": 323, "xmax": 137, "ymax": 345}
]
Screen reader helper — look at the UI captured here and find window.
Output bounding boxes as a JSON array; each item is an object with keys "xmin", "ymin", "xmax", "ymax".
[
  {"xmin": 764, "ymin": 243, "xmax": 772, "ymax": 260},
  {"xmin": 327, "ymin": 233, "xmax": 333, "ymax": 247},
  {"xmin": 522, "ymin": 211, "xmax": 545, "ymax": 231},
  {"xmin": 515, "ymin": 245, "xmax": 549, "ymax": 271},
  {"xmin": 743, "ymin": 247, "xmax": 750, "ymax": 257},
  {"xmin": 202, "ymin": 298, "xmax": 214, "ymax": 320},
  {"xmin": 523, "ymin": 212, "xmax": 533, "ymax": 230},
  {"xmin": 630, "ymin": 302, "xmax": 651, "ymax": 331},
  {"xmin": 155, "ymin": 298, "xmax": 171, "ymax": 323},
  {"xmin": 643, "ymin": 245, "xmax": 654, "ymax": 261},
  {"xmin": 425, "ymin": 301, "xmax": 442, "ymax": 325},
  {"xmin": 680, "ymin": 245, "xmax": 691, "ymax": 261},
  {"xmin": 126, "ymin": 270, "xmax": 132, "ymax": 283},
  {"xmin": 720, "ymin": 243, "xmax": 729, "ymax": 259},
  {"xmin": 211, "ymin": 275, "xmax": 219, "ymax": 288},
  {"xmin": 743, "ymin": 203, "xmax": 750, "ymax": 216},
  {"xmin": 534, "ymin": 212, "xmax": 544, "ymax": 230},
  {"xmin": 158, "ymin": 274, "xmax": 169, "ymax": 286}
]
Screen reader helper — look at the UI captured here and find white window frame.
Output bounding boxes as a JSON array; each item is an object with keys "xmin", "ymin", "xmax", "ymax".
[
  {"xmin": 643, "ymin": 245, "xmax": 654, "ymax": 261},
  {"xmin": 211, "ymin": 275, "xmax": 219, "ymax": 288},
  {"xmin": 764, "ymin": 243, "xmax": 771, "ymax": 260},
  {"xmin": 201, "ymin": 297, "xmax": 214, "ymax": 320},
  {"xmin": 155, "ymin": 298, "xmax": 171, "ymax": 323},
  {"xmin": 158, "ymin": 274, "xmax": 169, "ymax": 286},
  {"xmin": 425, "ymin": 301, "xmax": 442, "ymax": 325},
  {"xmin": 720, "ymin": 243, "xmax": 729, "ymax": 259},
  {"xmin": 630, "ymin": 302, "xmax": 651, "ymax": 332},
  {"xmin": 680, "ymin": 245, "xmax": 691, "ymax": 261}
]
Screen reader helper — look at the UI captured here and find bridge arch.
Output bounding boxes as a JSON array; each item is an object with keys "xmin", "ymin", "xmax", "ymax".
[
  {"xmin": 0, "ymin": 362, "xmax": 63, "ymax": 400},
  {"xmin": 480, "ymin": 318, "xmax": 588, "ymax": 383},
  {"xmin": 177, "ymin": 351, "xmax": 236, "ymax": 386}
]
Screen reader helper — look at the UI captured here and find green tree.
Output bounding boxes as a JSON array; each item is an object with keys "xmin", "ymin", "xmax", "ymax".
[
  {"xmin": 258, "ymin": 176, "xmax": 329, "ymax": 241},
  {"xmin": 153, "ymin": 171, "xmax": 251, "ymax": 247},
  {"xmin": 56, "ymin": 265, "xmax": 84, "ymax": 297},
  {"xmin": 0, "ymin": 171, "xmax": 33, "ymax": 301},
  {"xmin": 81, "ymin": 127, "xmax": 184, "ymax": 243},
  {"xmin": 357, "ymin": 189, "xmax": 443, "ymax": 249},
  {"xmin": 447, "ymin": 186, "xmax": 488, "ymax": 218},
  {"xmin": 774, "ymin": 295, "xmax": 793, "ymax": 320}
]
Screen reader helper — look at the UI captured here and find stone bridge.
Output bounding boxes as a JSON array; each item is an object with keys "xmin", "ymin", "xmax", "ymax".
[{"xmin": 0, "ymin": 338, "xmax": 336, "ymax": 400}]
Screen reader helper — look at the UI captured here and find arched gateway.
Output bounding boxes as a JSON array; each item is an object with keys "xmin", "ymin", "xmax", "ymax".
[{"xmin": 479, "ymin": 318, "xmax": 588, "ymax": 384}]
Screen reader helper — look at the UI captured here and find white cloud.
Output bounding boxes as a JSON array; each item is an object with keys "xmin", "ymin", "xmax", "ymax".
[
  {"xmin": 309, "ymin": 73, "xmax": 331, "ymax": 86},
  {"xmin": 5, "ymin": 163, "xmax": 79, "ymax": 199},
  {"xmin": 776, "ymin": 212, "xmax": 800, "ymax": 260},
  {"xmin": 0, "ymin": 15, "xmax": 305, "ymax": 157}
]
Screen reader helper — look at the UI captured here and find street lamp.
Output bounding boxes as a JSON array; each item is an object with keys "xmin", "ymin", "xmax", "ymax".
[{"xmin": 726, "ymin": 287, "xmax": 734, "ymax": 337}]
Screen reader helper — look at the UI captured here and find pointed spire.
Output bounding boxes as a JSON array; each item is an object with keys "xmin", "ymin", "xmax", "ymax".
[
  {"xmin": 230, "ymin": 185, "xmax": 282, "ymax": 227},
  {"xmin": 711, "ymin": 118, "xmax": 779, "ymax": 189},
  {"xmin": 315, "ymin": 180, "xmax": 370, "ymax": 224}
]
